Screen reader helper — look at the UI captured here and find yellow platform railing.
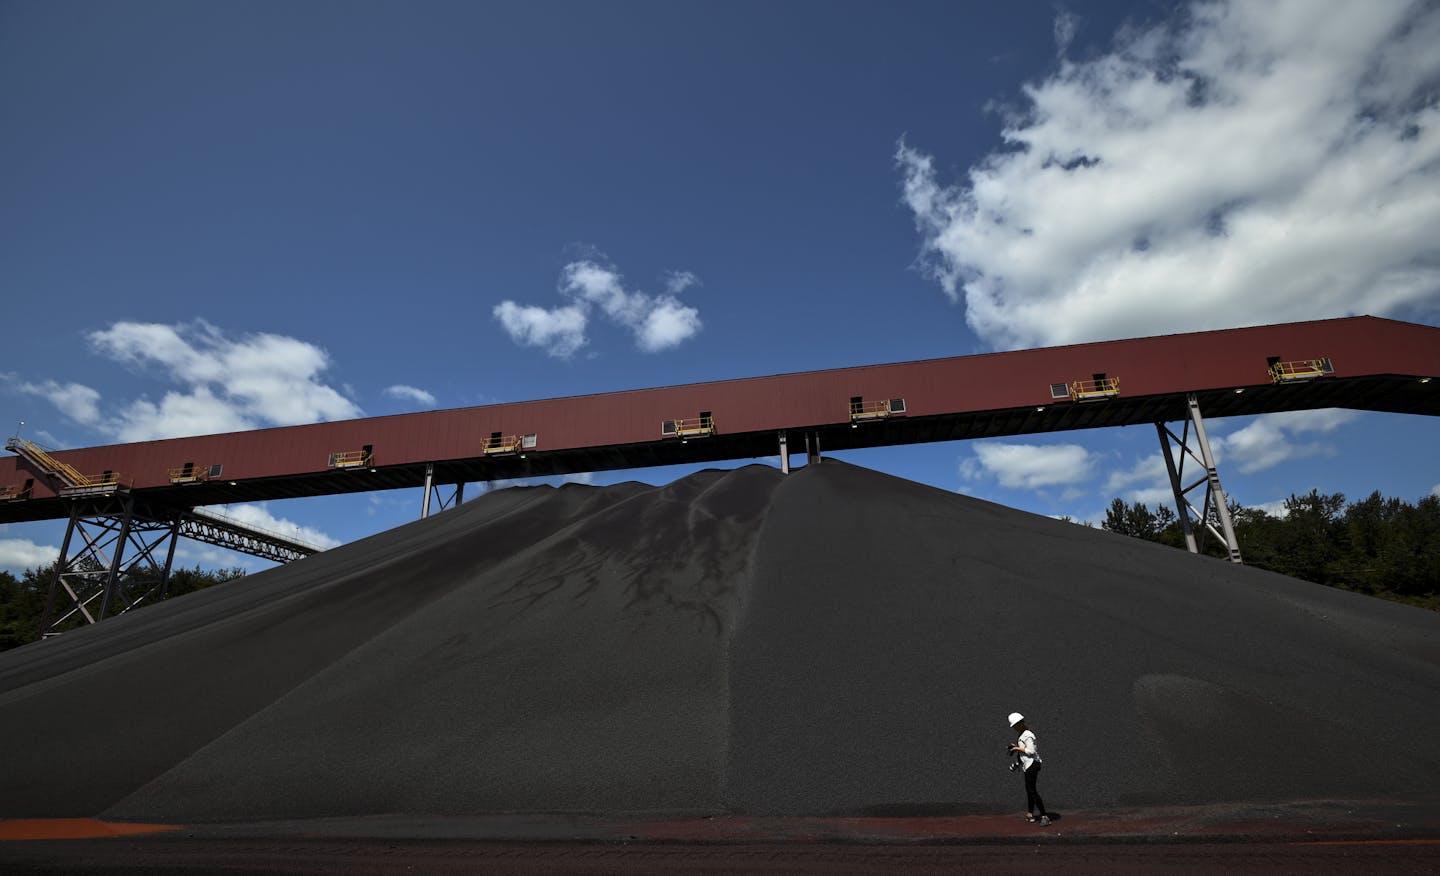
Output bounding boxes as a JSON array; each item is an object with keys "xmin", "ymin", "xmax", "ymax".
[
  {"xmin": 168, "ymin": 464, "xmax": 214, "ymax": 484},
  {"xmin": 11, "ymin": 438, "xmax": 87, "ymax": 487},
  {"xmin": 1069, "ymin": 377, "xmax": 1120, "ymax": 401},
  {"xmin": 481, "ymin": 435, "xmax": 524, "ymax": 455},
  {"xmin": 329, "ymin": 450, "xmax": 372, "ymax": 468},
  {"xmin": 1269, "ymin": 358, "xmax": 1333, "ymax": 383},
  {"xmin": 850, "ymin": 399, "xmax": 897, "ymax": 421},
  {"xmin": 64, "ymin": 471, "xmax": 130, "ymax": 493},
  {"xmin": 663, "ymin": 416, "xmax": 716, "ymax": 438},
  {"xmin": 7, "ymin": 437, "xmax": 128, "ymax": 492}
]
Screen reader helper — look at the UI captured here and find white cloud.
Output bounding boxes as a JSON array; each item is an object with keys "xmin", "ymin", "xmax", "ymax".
[
  {"xmin": 0, "ymin": 537, "xmax": 59, "ymax": 573},
  {"xmin": 963, "ymin": 441, "xmax": 1096, "ymax": 490},
  {"xmin": 1432, "ymin": 483, "xmax": 1440, "ymax": 498},
  {"xmin": 112, "ymin": 387, "xmax": 253, "ymax": 444},
  {"xmin": 664, "ymin": 270, "xmax": 701, "ymax": 296},
  {"xmin": 1053, "ymin": 9, "xmax": 1080, "ymax": 57},
  {"xmin": 1249, "ymin": 499, "xmax": 1292, "ymax": 518},
  {"xmin": 492, "ymin": 301, "xmax": 589, "ymax": 359},
  {"xmin": 561, "ymin": 261, "xmax": 649, "ymax": 326},
  {"xmin": 495, "ymin": 257, "xmax": 702, "ymax": 357},
  {"xmin": 14, "ymin": 380, "xmax": 103, "ymax": 427},
  {"xmin": 1097, "ymin": 409, "xmax": 1359, "ymax": 506},
  {"xmin": 1127, "ymin": 485, "xmax": 1181, "ymax": 507},
  {"xmin": 1264, "ymin": 408, "xmax": 1358, "ymax": 434},
  {"xmin": 559, "ymin": 260, "xmax": 703, "ymax": 352},
  {"xmin": 1103, "ymin": 453, "xmax": 1167, "ymax": 495},
  {"xmin": 383, "ymin": 385, "xmax": 438, "ymax": 407},
  {"xmin": 20, "ymin": 320, "xmax": 367, "ymax": 442},
  {"xmin": 207, "ymin": 333, "xmax": 358, "ymax": 427},
  {"xmin": 198, "ymin": 503, "xmax": 342, "ymax": 551},
  {"xmin": 89, "ymin": 322, "xmax": 359, "ymax": 424},
  {"xmin": 1102, "ymin": 453, "xmax": 1181, "ymax": 506},
  {"xmin": 899, "ymin": 0, "xmax": 1440, "ymax": 351},
  {"xmin": 172, "ymin": 542, "xmax": 266, "ymax": 571},
  {"xmin": 637, "ymin": 297, "xmax": 703, "ymax": 352},
  {"xmin": 1214, "ymin": 409, "xmax": 1358, "ymax": 474}
]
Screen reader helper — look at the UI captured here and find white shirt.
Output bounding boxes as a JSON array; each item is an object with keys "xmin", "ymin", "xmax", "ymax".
[{"xmin": 1017, "ymin": 729, "xmax": 1042, "ymax": 771}]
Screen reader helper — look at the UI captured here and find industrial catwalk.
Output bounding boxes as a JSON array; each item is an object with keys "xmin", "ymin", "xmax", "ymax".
[{"xmin": 1, "ymin": 460, "xmax": 1438, "ymax": 829}]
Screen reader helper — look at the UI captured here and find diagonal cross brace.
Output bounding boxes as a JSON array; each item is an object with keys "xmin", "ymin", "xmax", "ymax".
[{"xmin": 1155, "ymin": 394, "xmax": 1243, "ymax": 564}]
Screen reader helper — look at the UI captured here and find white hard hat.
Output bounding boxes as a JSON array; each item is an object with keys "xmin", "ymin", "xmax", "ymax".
[{"xmin": 1008, "ymin": 712, "xmax": 1024, "ymax": 727}]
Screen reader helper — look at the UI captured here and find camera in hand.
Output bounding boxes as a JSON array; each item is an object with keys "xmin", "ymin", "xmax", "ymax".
[{"xmin": 1006, "ymin": 744, "xmax": 1022, "ymax": 772}]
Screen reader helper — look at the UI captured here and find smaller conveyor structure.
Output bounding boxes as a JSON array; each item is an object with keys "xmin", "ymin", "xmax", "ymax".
[{"xmin": 5, "ymin": 436, "xmax": 321, "ymax": 638}]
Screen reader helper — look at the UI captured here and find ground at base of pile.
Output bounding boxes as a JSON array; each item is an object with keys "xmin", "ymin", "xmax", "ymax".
[
  {"xmin": 2, "ymin": 803, "xmax": 1440, "ymax": 876},
  {"xmin": 5, "ymin": 463, "xmax": 1439, "ymax": 822},
  {"xmin": 4, "ymin": 798, "xmax": 1437, "ymax": 843}
]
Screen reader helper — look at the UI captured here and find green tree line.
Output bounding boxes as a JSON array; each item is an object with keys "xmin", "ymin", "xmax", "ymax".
[
  {"xmin": 1102, "ymin": 489, "xmax": 1440, "ymax": 609},
  {"xmin": 0, "ymin": 565, "xmax": 245, "ymax": 652}
]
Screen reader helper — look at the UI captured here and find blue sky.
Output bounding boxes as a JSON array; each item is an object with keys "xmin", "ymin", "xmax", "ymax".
[{"xmin": 3, "ymin": 0, "xmax": 1438, "ymax": 573}]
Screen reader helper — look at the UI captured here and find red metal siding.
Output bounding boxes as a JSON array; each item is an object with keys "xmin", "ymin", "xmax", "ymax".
[{"xmin": 3, "ymin": 316, "xmax": 1437, "ymax": 500}]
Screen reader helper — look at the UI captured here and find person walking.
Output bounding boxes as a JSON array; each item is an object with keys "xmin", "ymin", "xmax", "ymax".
[{"xmin": 1008, "ymin": 712, "xmax": 1051, "ymax": 826}]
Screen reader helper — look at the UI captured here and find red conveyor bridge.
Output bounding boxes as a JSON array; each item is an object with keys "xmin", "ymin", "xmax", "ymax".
[{"xmin": 4, "ymin": 316, "xmax": 1438, "ymax": 635}]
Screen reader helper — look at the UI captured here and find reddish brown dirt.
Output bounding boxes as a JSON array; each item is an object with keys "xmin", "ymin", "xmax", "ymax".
[{"xmin": 0, "ymin": 818, "xmax": 182, "ymax": 840}]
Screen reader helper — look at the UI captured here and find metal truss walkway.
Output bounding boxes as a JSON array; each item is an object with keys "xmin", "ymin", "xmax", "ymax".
[{"xmin": 182, "ymin": 508, "xmax": 318, "ymax": 564}]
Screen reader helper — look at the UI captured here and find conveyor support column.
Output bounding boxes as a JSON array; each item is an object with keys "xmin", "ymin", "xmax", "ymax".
[
  {"xmin": 421, "ymin": 463, "xmax": 465, "ymax": 518},
  {"xmin": 1155, "ymin": 394, "xmax": 1243, "ymax": 564}
]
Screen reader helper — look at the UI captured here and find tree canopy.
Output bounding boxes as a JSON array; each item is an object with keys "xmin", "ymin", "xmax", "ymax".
[
  {"xmin": 1103, "ymin": 489, "xmax": 1440, "ymax": 609},
  {"xmin": 0, "ymin": 564, "xmax": 246, "ymax": 652}
]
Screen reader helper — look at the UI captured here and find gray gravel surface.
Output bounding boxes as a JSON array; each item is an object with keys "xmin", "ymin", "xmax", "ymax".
[{"xmin": 0, "ymin": 460, "xmax": 1436, "ymax": 821}]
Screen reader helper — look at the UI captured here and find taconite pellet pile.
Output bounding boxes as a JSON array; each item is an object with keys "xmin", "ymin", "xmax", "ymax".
[{"xmin": 1, "ymin": 460, "xmax": 1436, "ymax": 821}]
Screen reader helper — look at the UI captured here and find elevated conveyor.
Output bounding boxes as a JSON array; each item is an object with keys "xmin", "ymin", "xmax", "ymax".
[
  {"xmin": 3, "ymin": 315, "xmax": 1437, "ymax": 637},
  {"xmin": 0, "ymin": 316, "xmax": 1434, "ymax": 553},
  {"xmin": 3, "ymin": 316, "xmax": 1437, "ymax": 526}
]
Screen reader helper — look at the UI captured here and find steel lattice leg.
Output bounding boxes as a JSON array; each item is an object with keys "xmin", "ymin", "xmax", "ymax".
[
  {"xmin": 38, "ymin": 497, "xmax": 183, "ymax": 638},
  {"xmin": 1155, "ymin": 394, "xmax": 1243, "ymax": 564}
]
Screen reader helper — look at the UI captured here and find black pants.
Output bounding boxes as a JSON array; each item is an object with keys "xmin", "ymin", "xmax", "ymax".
[{"xmin": 1024, "ymin": 763, "xmax": 1047, "ymax": 816}]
